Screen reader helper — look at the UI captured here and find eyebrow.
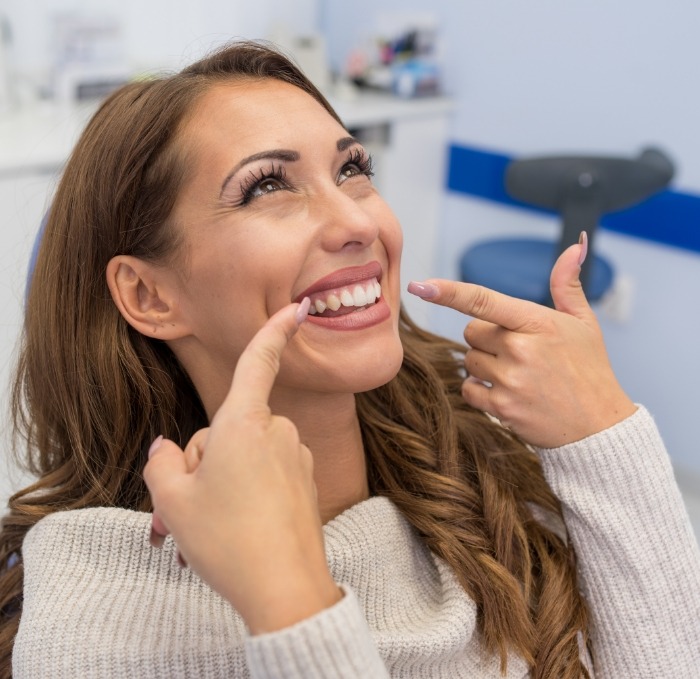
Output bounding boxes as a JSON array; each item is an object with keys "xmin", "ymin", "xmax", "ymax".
[
  {"xmin": 219, "ymin": 150, "xmax": 298, "ymax": 197},
  {"xmin": 219, "ymin": 136, "xmax": 360, "ymax": 197},
  {"xmin": 336, "ymin": 135, "xmax": 359, "ymax": 152}
]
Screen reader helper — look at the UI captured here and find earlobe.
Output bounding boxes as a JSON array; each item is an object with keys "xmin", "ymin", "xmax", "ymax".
[{"xmin": 106, "ymin": 255, "xmax": 191, "ymax": 340}]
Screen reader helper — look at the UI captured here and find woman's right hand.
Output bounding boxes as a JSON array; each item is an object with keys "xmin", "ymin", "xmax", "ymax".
[
  {"xmin": 408, "ymin": 238, "xmax": 636, "ymax": 449},
  {"xmin": 143, "ymin": 299, "xmax": 342, "ymax": 634}
]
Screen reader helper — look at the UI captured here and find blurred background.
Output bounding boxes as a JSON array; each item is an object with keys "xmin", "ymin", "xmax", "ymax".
[{"xmin": 0, "ymin": 0, "xmax": 698, "ymax": 539}]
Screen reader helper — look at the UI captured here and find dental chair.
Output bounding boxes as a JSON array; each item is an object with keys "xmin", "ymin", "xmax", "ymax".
[{"xmin": 458, "ymin": 148, "xmax": 675, "ymax": 306}]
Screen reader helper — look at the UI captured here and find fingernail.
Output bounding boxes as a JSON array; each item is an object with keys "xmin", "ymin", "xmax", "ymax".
[
  {"xmin": 148, "ymin": 435, "xmax": 163, "ymax": 459},
  {"xmin": 295, "ymin": 297, "xmax": 311, "ymax": 324},
  {"xmin": 578, "ymin": 231, "xmax": 589, "ymax": 267},
  {"xmin": 150, "ymin": 526, "xmax": 165, "ymax": 549},
  {"xmin": 407, "ymin": 281, "xmax": 439, "ymax": 299}
]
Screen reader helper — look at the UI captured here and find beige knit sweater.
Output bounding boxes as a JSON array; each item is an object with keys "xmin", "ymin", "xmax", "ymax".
[{"xmin": 13, "ymin": 407, "xmax": 700, "ymax": 678}]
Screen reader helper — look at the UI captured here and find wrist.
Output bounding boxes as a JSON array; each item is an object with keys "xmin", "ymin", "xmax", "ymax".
[
  {"xmin": 541, "ymin": 394, "xmax": 637, "ymax": 449},
  {"xmin": 244, "ymin": 576, "xmax": 344, "ymax": 635}
]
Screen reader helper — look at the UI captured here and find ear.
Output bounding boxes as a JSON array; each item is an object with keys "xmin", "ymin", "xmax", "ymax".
[{"xmin": 106, "ymin": 255, "xmax": 192, "ymax": 340}]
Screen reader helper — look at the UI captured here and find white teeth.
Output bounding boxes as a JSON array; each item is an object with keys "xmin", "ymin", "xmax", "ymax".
[
  {"xmin": 326, "ymin": 293, "xmax": 341, "ymax": 311},
  {"xmin": 306, "ymin": 276, "xmax": 382, "ymax": 315},
  {"xmin": 352, "ymin": 285, "xmax": 368, "ymax": 307}
]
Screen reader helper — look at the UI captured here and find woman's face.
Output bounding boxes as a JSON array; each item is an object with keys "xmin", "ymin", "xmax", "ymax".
[{"xmin": 167, "ymin": 79, "xmax": 404, "ymax": 407}]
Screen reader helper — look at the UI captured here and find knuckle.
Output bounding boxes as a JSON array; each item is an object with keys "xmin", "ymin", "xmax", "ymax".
[
  {"xmin": 500, "ymin": 365, "xmax": 523, "ymax": 393},
  {"xmin": 464, "ymin": 320, "xmax": 479, "ymax": 346},
  {"xmin": 489, "ymin": 389, "xmax": 511, "ymax": 419},
  {"xmin": 502, "ymin": 332, "xmax": 529, "ymax": 360},
  {"xmin": 299, "ymin": 444, "xmax": 315, "ymax": 472},
  {"xmin": 185, "ymin": 429, "xmax": 209, "ymax": 457},
  {"xmin": 442, "ymin": 283, "xmax": 460, "ymax": 308},
  {"xmin": 469, "ymin": 285, "xmax": 494, "ymax": 318},
  {"xmin": 273, "ymin": 415, "xmax": 300, "ymax": 441},
  {"xmin": 523, "ymin": 309, "xmax": 553, "ymax": 334},
  {"xmin": 255, "ymin": 342, "xmax": 282, "ymax": 375},
  {"xmin": 464, "ymin": 350, "xmax": 479, "ymax": 374}
]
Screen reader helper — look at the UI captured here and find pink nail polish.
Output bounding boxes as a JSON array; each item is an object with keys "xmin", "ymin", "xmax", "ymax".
[
  {"xmin": 148, "ymin": 435, "xmax": 163, "ymax": 459},
  {"xmin": 407, "ymin": 281, "xmax": 439, "ymax": 299},
  {"xmin": 295, "ymin": 297, "xmax": 311, "ymax": 324},
  {"xmin": 578, "ymin": 231, "xmax": 589, "ymax": 266},
  {"xmin": 149, "ymin": 526, "xmax": 165, "ymax": 549}
]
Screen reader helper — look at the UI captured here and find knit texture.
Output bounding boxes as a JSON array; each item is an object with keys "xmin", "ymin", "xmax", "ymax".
[
  {"xmin": 537, "ymin": 407, "xmax": 700, "ymax": 677},
  {"xmin": 13, "ymin": 407, "xmax": 700, "ymax": 678}
]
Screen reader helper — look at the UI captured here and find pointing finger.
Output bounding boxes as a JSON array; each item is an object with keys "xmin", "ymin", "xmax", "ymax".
[
  {"xmin": 407, "ymin": 279, "xmax": 543, "ymax": 332},
  {"xmin": 224, "ymin": 298, "xmax": 310, "ymax": 414}
]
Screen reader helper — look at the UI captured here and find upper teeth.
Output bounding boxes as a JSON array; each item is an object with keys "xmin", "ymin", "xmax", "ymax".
[{"xmin": 308, "ymin": 278, "xmax": 381, "ymax": 314}]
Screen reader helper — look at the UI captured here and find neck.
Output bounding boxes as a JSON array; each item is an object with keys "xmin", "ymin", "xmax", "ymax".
[{"xmin": 269, "ymin": 389, "xmax": 370, "ymax": 524}]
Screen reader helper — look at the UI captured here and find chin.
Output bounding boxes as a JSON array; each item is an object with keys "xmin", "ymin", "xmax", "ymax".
[
  {"xmin": 340, "ymin": 339, "xmax": 405, "ymax": 393},
  {"xmin": 280, "ymin": 335, "xmax": 404, "ymax": 395},
  {"xmin": 353, "ymin": 354, "xmax": 404, "ymax": 393}
]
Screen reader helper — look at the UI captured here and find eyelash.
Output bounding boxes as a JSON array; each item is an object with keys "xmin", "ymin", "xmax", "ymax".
[
  {"xmin": 237, "ymin": 163, "xmax": 287, "ymax": 206},
  {"xmin": 342, "ymin": 148, "xmax": 375, "ymax": 181},
  {"xmin": 236, "ymin": 149, "xmax": 375, "ymax": 206}
]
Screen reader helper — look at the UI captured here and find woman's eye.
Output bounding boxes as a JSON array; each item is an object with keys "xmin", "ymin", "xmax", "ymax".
[
  {"xmin": 252, "ymin": 177, "xmax": 285, "ymax": 197},
  {"xmin": 238, "ymin": 166, "xmax": 288, "ymax": 206},
  {"xmin": 341, "ymin": 164, "xmax": 362, "ymax": 179},
  {"xmin": 338, "ymin": 150, "xmax": 374, "ymax": 184}
]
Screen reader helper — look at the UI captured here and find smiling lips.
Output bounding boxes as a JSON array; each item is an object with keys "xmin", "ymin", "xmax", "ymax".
[{"xmin": 295, "ymin": 261, "xmax": 390, "ymax": 329}]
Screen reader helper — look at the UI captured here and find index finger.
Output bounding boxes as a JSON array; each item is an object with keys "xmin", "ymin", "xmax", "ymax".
[
  {"xmin": 407, "ymin": 279, "xmax": 542, "ymax": 332},
  {"xmin": 224, "ymin": 298, "xmax": 310, "ymax": 412}
]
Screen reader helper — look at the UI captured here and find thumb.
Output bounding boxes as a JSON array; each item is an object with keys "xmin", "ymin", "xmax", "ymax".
[{"xmin": 549, "ymin": 231, "xmax": 594, "ymax": 319}]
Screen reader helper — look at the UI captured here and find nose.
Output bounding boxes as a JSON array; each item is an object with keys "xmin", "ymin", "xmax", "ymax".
[{"xmin": 314, "ymin": 187, "xmax": 380, "ymax": 252}]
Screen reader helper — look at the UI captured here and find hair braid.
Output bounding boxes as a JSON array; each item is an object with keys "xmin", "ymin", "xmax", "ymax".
[{"xmin": 357, "ymin": 310, "xmax": 590, "ymax": 677}]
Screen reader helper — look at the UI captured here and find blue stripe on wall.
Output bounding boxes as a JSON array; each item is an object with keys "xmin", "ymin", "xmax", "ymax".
[{"xmin": 447, "ymin": 144, "xmax": 700, "ymax": 254}]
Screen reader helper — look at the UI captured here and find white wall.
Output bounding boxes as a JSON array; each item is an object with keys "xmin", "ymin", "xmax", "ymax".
[
  {"xmin": 322, "ymin": 1, "xmax": 700, "ymax": 480},
  {"xmin": 323, "ymin": 0, "xmax": 700, "ymax": 187},
  {"xmin": 1, "ymin": 0, "xmax": 318, "ymax": 76}
]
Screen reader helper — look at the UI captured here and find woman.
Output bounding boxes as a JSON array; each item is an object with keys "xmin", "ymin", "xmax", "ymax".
[{"xmin": 1, "ymin": 41, "xmax": 698, "ymax": 678}]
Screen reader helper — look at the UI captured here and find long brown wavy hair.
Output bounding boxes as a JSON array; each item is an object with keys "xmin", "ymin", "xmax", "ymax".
[{"xmin": 0, "ymin": 41, "xmax": 590, "ymax": 678}]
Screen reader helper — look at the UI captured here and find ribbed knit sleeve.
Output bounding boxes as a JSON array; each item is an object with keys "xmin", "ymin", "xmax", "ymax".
[
  {"xmin": 245, "ymin": 586, "xmax": 389, "ymax": 679},
  {"xmin": 537, "ymin": 406, "xmax": 700, "ymax": 678}
]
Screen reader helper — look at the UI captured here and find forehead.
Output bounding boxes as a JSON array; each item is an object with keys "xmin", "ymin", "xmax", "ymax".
[{"xmin": 182, "ymin": 79, "xmax": 345, "ymax": 153}]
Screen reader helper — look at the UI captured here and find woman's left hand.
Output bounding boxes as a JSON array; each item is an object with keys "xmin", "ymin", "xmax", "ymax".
[
  {"xmin": 408, "ymin": 236, "xmax": 636, "ymax": 449},
  {"xmin": 143, "ymin": 302, "xmax": 342, "ymax": 634}
]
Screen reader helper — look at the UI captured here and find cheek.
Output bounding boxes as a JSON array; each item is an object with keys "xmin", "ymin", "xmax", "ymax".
[
  {"xmin": 391, "ymin": 225, "xmax": 404, "ymax": 268},
  {"xmin": 376, "ymin": 200, "xmax": 403, "ymax": 262},
  {"xmin": 381, "ymin": 216, "xmax": 404, "ymax": 299}
]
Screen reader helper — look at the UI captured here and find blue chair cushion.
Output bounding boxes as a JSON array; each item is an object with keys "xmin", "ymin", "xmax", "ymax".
[{"xmin": 459, "ymin": 238, "xmax": 614, "ymax": 304}]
